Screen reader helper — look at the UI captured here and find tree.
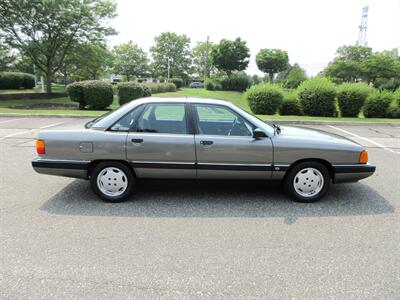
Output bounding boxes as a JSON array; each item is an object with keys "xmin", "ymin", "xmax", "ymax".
[
  {"xmin": 335, "ymin": 45, "xmax": 372, "ymax": 61},
  {"xmin": 60, "ymin": 42, "xmax": 113, "ymax": 83},
  {"xmin": 0, "ymin": 0, "xmax": 116, "ymax": 92},
  {"xmin": 113, "ymin": 41, "xmax": 149, "ymax": 81},
  {"xmin": 324, "ymin": 45, "xmax": 372, "ymax": 83},
  {"xmin": 284, "ymin": 65, "xmax": 307, "ymax": 88},
  {"xmin": 150, "ymin": 32, "xmax": 192, "ymax": 79},
  {"xmin": 211, "ymin": 38, "xmax": 250, "ymax": 74},
  {"xmin": 192, "ymin": 40, "xmax": 214, "ymax": 79},
  {"xmin": 362, "ymin": 52, "xmax": 400, "ymax": 86},
  {"xmin": 256, "ymin": 48, "xmax": 289, "ymax": 82},
  {"xmin": 0, "ymin": 37, "xmax": 16, "ymax": 71}
]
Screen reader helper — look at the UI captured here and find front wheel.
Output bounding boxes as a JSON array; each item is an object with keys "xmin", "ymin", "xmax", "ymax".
[
  {"xmin": 284, "ymin": 161, "xmax": 331, "ymax": 203},
  {"xmin": 90, "ymin": 161, "xmax": 135, "ymax": 202}
]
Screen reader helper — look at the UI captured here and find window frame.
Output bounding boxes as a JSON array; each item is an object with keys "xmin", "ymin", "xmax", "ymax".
[
  {"xmin": 190, "ymin": 103, "xmax": 256, "ymax": 137},
  {"xmin": 106, "ymin": 104, "xmax": 146, "ymax": 132}
]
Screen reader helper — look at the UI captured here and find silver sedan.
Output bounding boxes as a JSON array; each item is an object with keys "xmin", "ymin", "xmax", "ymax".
[{"xmin": 32, "ymin": 97, "xmax": 375, "ymax": 203}]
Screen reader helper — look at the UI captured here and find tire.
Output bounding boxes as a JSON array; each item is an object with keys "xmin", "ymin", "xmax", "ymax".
[
  {"xmin": 90, "ymin": 161, "xmax": 135, "ymax": 202},
  {"xmin": 284, "ymin": 161, "xmax": 331, "ymax": 203}
]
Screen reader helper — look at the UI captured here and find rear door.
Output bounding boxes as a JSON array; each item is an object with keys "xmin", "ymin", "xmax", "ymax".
[
  {"xmin": 191, "ymin": 103, "xmax": 273, "ymax": 179},
  {"xmin": 126, "ymin": 102, "xmax": 196, "ymax": 178}
]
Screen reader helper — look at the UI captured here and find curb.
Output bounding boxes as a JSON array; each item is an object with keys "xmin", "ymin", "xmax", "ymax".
[{"xmin": 0, "ymin": 113, "xmax": 399, "ymax": 126}]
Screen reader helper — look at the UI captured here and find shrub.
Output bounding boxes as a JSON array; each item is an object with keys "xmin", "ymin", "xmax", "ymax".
[
  {"xmin": 117, "ymin": 82, "xmax": 144, "ymax": 105},
  {"xmin": 298, "ymin": 78, "xmax": 336, "ymax": 117},
  {"xmin": 220, "ymin": 73, "xmax": 251, "ymax": 91},
  {"xmin": 204, "ymin": 78, "xmax": 221, "ymax": 91},
  {"xmin": 67, "ymin": 80, "xmax": 113, "ymax": 110},
  {"xmin": 336, "ymin": 83, "xmax": 372, "ymax": 117},
  {"xmin": 143, "ymin": 82, "xmax": 176, "ymax": 94},
  {"xmin": 279, "ymin": 91, "xmax": 302, "ymax": 115},
  {"xmin": 284, "ymin": 67, "xmax": 307, "ymax": 89},
  {"xmin": 169, "ymin": 78, "xmax": 183, "ymax": 88},
  {"xmin": 386, "ymin": 106, "xmax": 400, "ymax": 118},
  {"xmin": 245, "ymin": 83, "xmax": 284, "ymax": 115},
  {"xmin": 0, "ymin": 72, "xmax": 35, "ymax": 89},
  {"xmin": 165, "ymin": 82, "xmax": 177, "ymax": 92},
  {"xmin": 363, "ymin": 90, "xmax": 392, "ymax": 118},
  {"xmin": 394, "ymin": 88, "xmax": 400, "ymax": 107},
  {"xmin": 204, "ymin": 78, "xmax": 215, "ymax": 90},
  {"xmin": 142, "ymin": 85, "xmax": 152, "ymax": 97}
]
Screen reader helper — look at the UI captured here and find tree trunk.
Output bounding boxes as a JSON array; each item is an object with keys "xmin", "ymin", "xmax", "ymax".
[
  {"xmin": 269, "ymin": 72, "xmax": 274, "ymax": 83},
  {"xmin": 46, "ymin": 67, "xmax": 52, "ymax": 93}
]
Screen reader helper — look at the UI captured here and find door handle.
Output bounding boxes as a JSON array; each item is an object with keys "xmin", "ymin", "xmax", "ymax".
[
  {"xmin": 200, "ymin": 140, "xmax": 213, "ymax": 146},
  {"xmin": 131, "ymin": 138, "xmax": 143, "ymax": 143}
]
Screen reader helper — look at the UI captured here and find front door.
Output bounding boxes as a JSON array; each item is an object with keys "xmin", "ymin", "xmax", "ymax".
[
  {"xmin": 126, "ymin": 102, "xmax": 196, "ymax": 178},
  {"xmin": 191, "ymin": 103, "xmax": 273, "ymax": 179}
]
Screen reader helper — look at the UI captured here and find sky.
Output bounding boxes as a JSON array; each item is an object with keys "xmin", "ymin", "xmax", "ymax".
[{"xmin": 107, "ymin": 0, "xmax": 400, "ymax": 76}]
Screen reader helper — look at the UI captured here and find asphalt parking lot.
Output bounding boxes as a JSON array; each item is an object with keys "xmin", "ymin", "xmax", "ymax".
[{"xmin": 1, "ymin": 116, "xmax": 399, "ymax": 299}]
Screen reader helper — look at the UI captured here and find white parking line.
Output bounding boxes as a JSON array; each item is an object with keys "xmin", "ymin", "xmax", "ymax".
[
  {"xmin": 0, "ymin": 121, "xmax": 67, "ymax": 141},
  {"xmin": 39, "ymin": 121, "xmax": 67, "ymax": 129},
  {"xmin": 0, "ymin": 118, "xmax": 24, "ymax": 124},
  {"xmin": 328, "ymin": 125, "xmax": 400, "ymax": 156}
]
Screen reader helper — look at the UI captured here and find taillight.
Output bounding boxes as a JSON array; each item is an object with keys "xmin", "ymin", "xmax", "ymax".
[
  {"xmin": 359, "ymin": 150, "xmax": 368, "ymax": 164},
  {"xmin": 36, "ymin": 140, "xmax": 45, "ymax": 155}
]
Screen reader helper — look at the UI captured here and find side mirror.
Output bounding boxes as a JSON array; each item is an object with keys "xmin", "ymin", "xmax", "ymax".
[{"xmin": 253, "ymin": 128, "xmax": 267, "ymax": 139}]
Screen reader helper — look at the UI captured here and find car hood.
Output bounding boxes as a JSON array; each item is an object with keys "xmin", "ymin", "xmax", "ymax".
[{"xmin": 278, "ymin": 125, "xmax": 361, "ymax": 147}]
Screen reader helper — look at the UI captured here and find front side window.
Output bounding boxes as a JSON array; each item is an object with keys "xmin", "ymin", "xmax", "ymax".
[
  {"xmin": 193, "ymin": 104, "xmax": 253, "ymax": 136},
  {"xmin": 110, "ymin": 105, "xmax": 143, "ymax": 132},
  {"xmin": 137, "ymin": 103, "xmax": 187, "ymax": 134}
]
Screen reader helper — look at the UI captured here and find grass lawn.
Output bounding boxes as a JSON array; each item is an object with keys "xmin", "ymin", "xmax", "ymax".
[{"xmin": 0, "ymin": 87, "xmax": 399, "ymax": 123}]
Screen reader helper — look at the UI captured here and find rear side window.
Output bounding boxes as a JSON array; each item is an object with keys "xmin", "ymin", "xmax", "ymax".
[{"xmin": 136, "ymin": 103, "xmax": 187, "ymax": 134}]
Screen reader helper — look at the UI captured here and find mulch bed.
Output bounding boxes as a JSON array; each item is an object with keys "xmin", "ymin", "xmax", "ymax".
[{"xmin": 11, "ymin": 103, "xmax": 79, "ymax": 110}]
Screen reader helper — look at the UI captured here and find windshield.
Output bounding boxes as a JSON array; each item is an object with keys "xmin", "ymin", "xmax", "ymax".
[{"xmin": 234, "ymin": 107, "xmax": 275, "ymax": 136}]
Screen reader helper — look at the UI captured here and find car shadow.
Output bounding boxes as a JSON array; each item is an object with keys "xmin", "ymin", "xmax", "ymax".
[{"xmin": 39, "ymin": 179, "xmax": 395, "ymax": 224}]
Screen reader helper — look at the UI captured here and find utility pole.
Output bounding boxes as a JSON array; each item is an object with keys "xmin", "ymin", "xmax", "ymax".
[
  {"xmin": 166, "ymin": 57, "xmax": 173, "ymax": 80},
  {"xmin": 205, "ymin": 36, "xmax": 210, "ymax": 79},
  {"xmin": 33, "ymin": 63, "xmax": 37, "ymax": 87},
  {"xmin": 356, "ymin": 5, "xmax": 369, "ymax": 46}
]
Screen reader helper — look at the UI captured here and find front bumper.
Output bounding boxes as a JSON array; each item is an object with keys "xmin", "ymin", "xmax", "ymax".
[
  {"xmin": 332, "ymin": 163, "xmax": 376, "ymax": 183},
  {"xmin": 32, "ymin": 158, "xmax": 89, "ymax": 179}
]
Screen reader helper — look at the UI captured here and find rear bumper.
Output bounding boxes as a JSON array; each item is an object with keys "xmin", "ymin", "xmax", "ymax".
[
  {"xmin": 32, "ymin": 158, "xmax": 89, "ymax": 179},
  {"xmin": 332, "ymin": 164, "xmax": 376, "ymax": 183}
]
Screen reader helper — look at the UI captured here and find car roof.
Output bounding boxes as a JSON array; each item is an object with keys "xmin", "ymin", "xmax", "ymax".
[{"xmin": 130, "ymin": 97, "xmax": 233, "ymax": 106}]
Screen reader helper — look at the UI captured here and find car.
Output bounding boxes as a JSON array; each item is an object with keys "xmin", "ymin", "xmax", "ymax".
[
  {"xmin": 189, "ymin": 82, "xmax": 204, "ymax": 88},
  {"xmin": 32, "ymin": 97, "xmax": 375, "ymax": 203}
]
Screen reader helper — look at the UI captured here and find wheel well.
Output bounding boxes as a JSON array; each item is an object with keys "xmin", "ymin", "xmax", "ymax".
[
  {"xmin": 87, "ymin": 160, "xmax": 136, "ymax": 178},
  {"xmin": 284, "ymin": 159, "xmax": 334, "ymax": 180}
]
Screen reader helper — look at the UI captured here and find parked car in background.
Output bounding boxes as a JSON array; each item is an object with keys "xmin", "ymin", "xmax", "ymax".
[
  {"xmin": 32, "ymin": 97, "xmax": 375, "ymax": 203},
  {"xmin": 189, "ymin": 82, "xmax": 204, "ymax": 88}
]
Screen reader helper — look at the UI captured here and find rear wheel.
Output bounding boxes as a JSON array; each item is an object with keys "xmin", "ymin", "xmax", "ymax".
[
  {"xmin": 284, "ymin": 161, "xmax": 331, "ymax": 203},
  {"xmin": 90, "ymin": 161, "xmax": 135, "ymax": 202}
]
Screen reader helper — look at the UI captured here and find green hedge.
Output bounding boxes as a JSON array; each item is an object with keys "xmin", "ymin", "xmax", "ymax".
[
  {"xmin": 169, "ymin": 78, "xmax": 183, "ymax": 88},
  {"xmin": 0, "ymin": 72, "xmax": 35, "ymax": 89},
  {"xmin": 245, "ymin": 83, "xmax": 283, "ymax": 115},
  {"xmin": 336, "ymin": 83, "xmax": 372, "ymax": 117},
  {"xmin": 220, "ymin": 73, "xmax": 251, "ymax": 91},
  {"xmin": 204, "ymin": 78, "xmax": 221, "ymax": 91},
  {"xmin": 67, "ymin": 80, "xmax": 113, "ymax": 110},
  {"xmin": 117, "ymin": 82, "xmax": 144, "ymax": 105},
  {"xmin": 144, "ymin": 82, "xmax": 176, "ymax": 94},
  {"xmin": 363, "ymin": 90, "xmax": 392, "ymax": 118},
  {"xmin": 279, "ymin": 91, "xmax": 302, "ymax": 115},
  {"xmin": 298, "ymin": 78, "xmax": 336, "ymax": 117}
]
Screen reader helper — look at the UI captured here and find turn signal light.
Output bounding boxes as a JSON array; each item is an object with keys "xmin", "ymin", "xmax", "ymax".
[
  {"xmin": 359, "ymin": 150, "xmax": 368, "ymax": 164},
  {"xmin": 36, "ymin": 139, "xmax": 46, "ymax": 155}
]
